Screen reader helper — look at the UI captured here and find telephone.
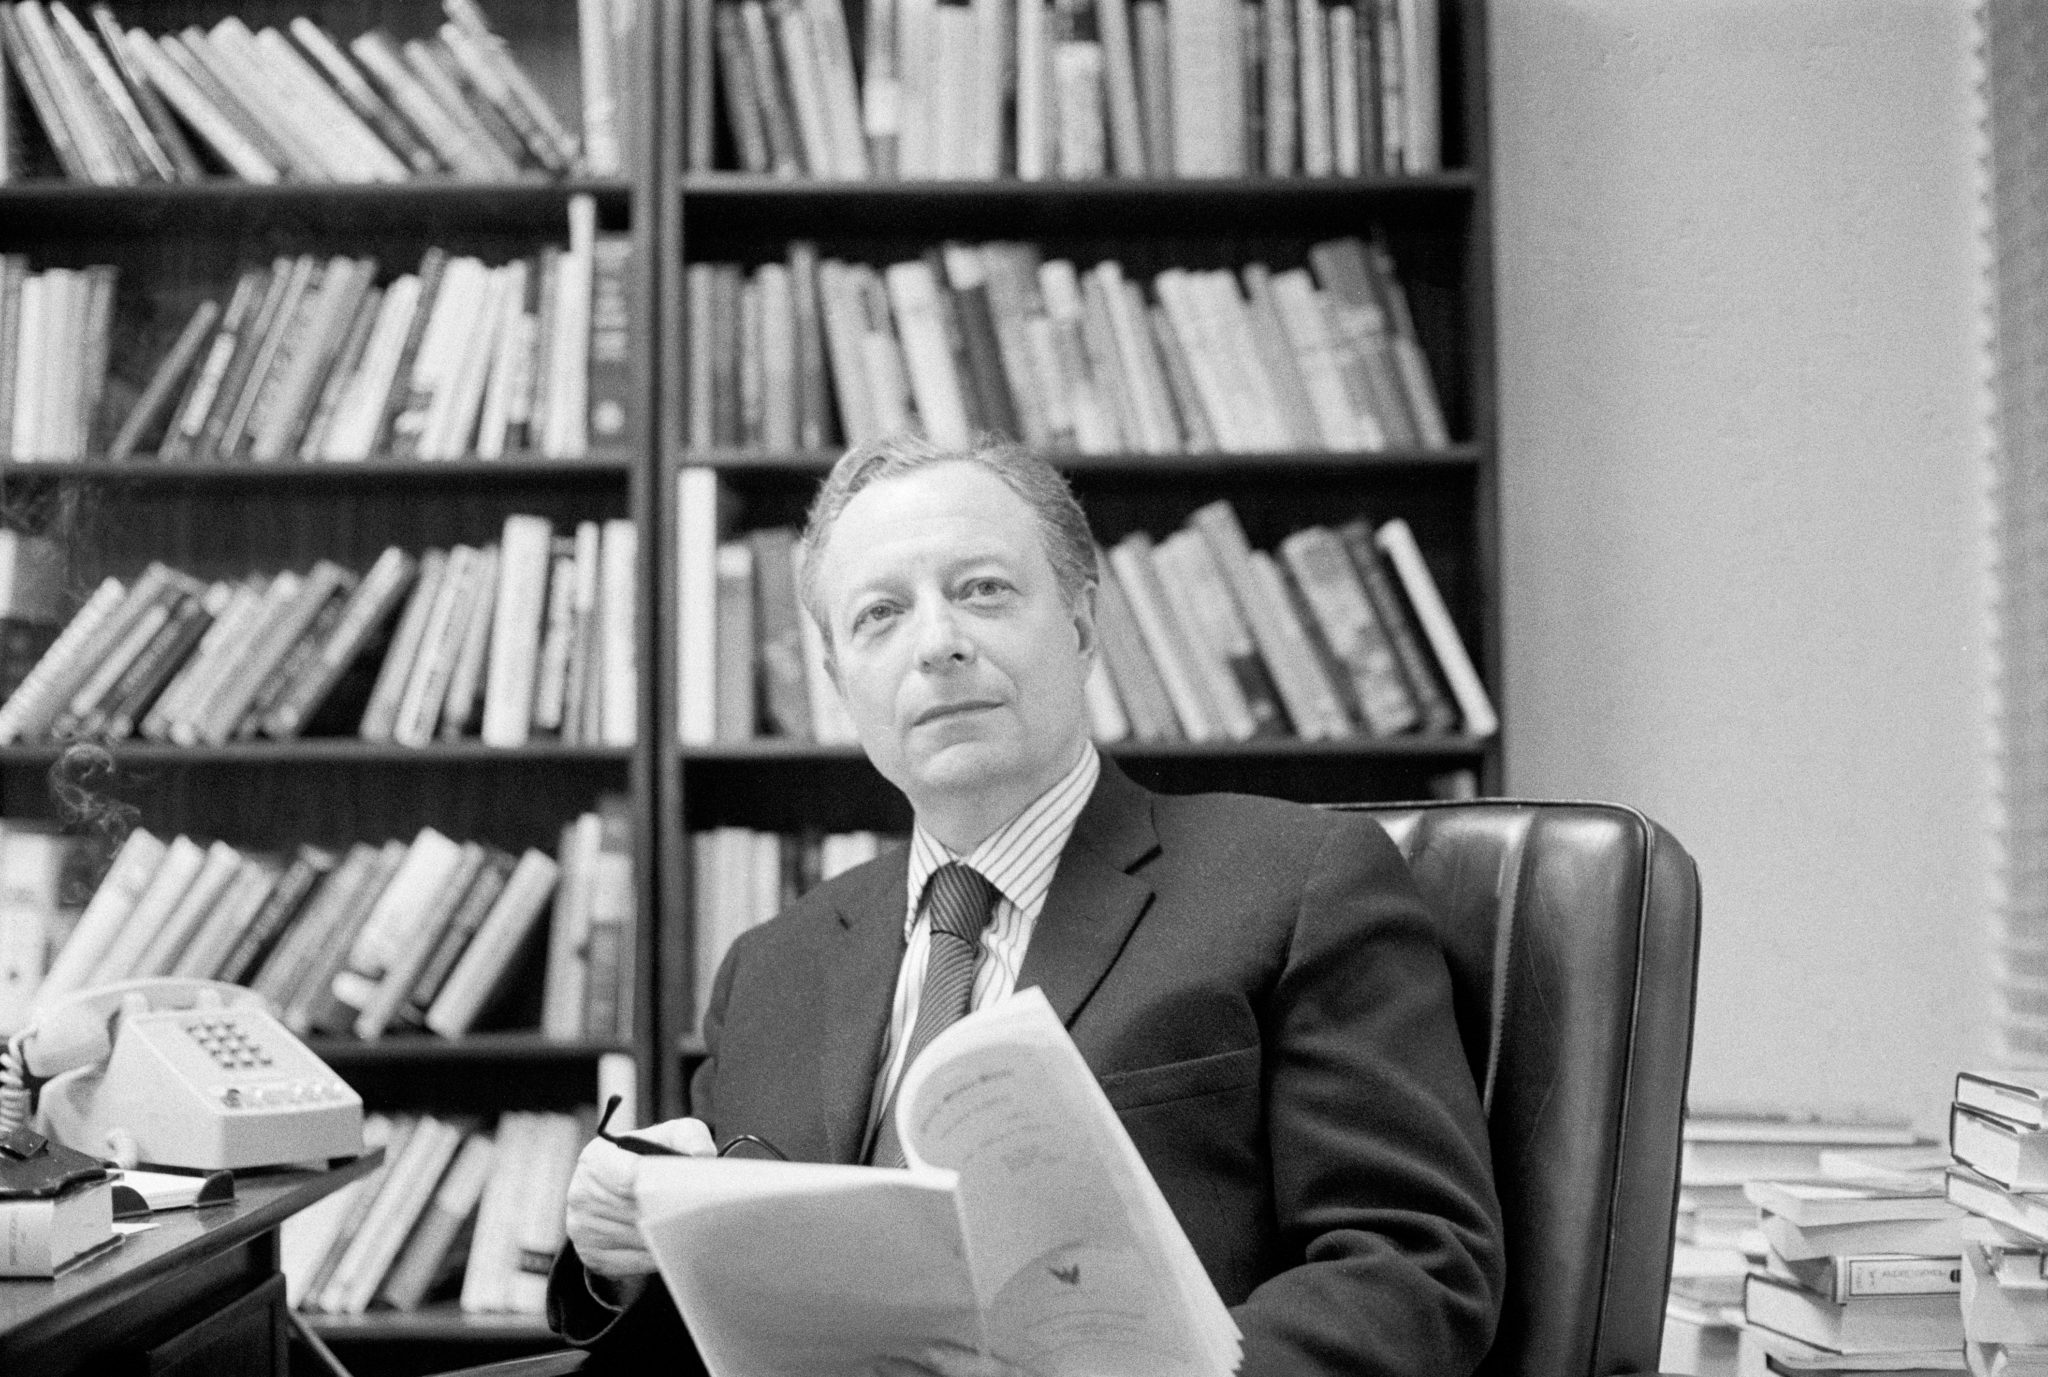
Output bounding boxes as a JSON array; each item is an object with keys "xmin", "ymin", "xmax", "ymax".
[{"xmin": 0, "ymin": 978, "xmax": 363, "ymax": 1170}]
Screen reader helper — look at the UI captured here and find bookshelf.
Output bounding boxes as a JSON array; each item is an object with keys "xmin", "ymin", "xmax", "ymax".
[
  {"xmin": 0, "ymin": 0, "xmax": 1496, "ymax": 1362},
  {"xmin": 654, "ymin": 0, "xmax": 1498, "ymax": 1117},
  {"xmin": 0, "ymin": 0, "xmax": 657, "ymax": 1365}
]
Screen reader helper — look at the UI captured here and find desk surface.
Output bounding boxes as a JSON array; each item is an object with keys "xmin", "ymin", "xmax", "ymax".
[{"xmin": 0, "ymin": 1151, "xmax": 380, "ymax": 1362}]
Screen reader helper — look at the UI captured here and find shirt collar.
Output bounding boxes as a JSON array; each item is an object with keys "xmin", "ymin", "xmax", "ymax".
[{"xmin": 904, "ymin": 745, "xmax": 1102, "ymax": 934}]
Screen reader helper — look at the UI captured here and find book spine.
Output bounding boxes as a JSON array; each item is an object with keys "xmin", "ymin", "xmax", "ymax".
[
  {"xmin": 0, "ymin": 575, "xmax": 121, "ymax": 743},
  {"xmin": 426, "ymin": 848, "xmax": 559, "ymax": 1038},
  {"xmin": 480, "ymin": 515, "xmax": 553, "ymax": 747},
  {"xmin": 396, "ymin": 851, "xmax": 512, "ymax": 1029},
  {"xmin": 263, "ymin": 546, "xmax": 417, "ymax": 739},
  {"xmin": 444, "ymin": 0, "xmax": 580, "ymax": 169},
  {"xmin": 33, "ymin": 825, "xmax": 163, "ymax": 1011},
  {"xmin": 438, "ymin": 544, "xmax": 501, "ymax": 742},
  {"xmin": 213, "ymin": 844, "xmax": 333, "ymax": 986},
  {"xmin": 598, "ymin": 517, "xmax": 637, "ymax": 747},
  {"xmin": 359, "ymin": 549, "xmax": 450, "ymax": 744},
  {"xmin": 587, "ymin": 234, "xmax": 633, "ymax": 448},
  {"xmin": 1843, "ymin": 1255, "xmax": 1965, "ymax": 1299},
  {"xmin": 1375, "ymin": 516, "xmax": 1496, "ymax": 737},
  {"xmin": 1336, "ymin": 516, "xmax": 1457, "ymax": 732},
  {"xmin": 287, "ymin": 17, "xmax": 441, "ymax": 177},
  {"xmin": 580, "ymin": 797, "xmax": 634, "ymax": 1040},
  {"xmin": 713, "ymin": 541, "xmax": 756, "ymax": 741},
  {"xmin": 93, "ymin": 589, "xmax": 215, "ymax": 739}
]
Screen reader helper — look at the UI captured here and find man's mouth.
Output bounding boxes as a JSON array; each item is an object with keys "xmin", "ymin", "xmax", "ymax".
[{"xmin": 914, "ymin": 700, "xmax": 1000, "ymax": 726}]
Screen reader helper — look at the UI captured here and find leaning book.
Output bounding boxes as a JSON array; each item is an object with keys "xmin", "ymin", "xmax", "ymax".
[{"xmin": 636, "ymin": 987, "xmax": 1241, "ymax": 1377}]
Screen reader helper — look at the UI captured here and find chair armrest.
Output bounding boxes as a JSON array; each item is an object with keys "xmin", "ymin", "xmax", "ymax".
[{"xmin": 421, "ymin": 1352, "xmax": 588, "ymax": 1377}]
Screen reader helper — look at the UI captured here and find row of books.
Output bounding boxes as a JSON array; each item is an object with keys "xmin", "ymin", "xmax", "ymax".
[
  {"xmin": 11, "ymin": 201, "xmax": 627, "ymax": 465},
  {"xmin": 690, "ymin": 826, "xmax": 895, "ymax": 1026},
  {"xmin": 1, "ymin": 259, "xmax": 115, "ymax": 463},
  {"xmin": 695, "ymin": 0, "xmax": 1440, "ymax": 180},
  {"xmin": 0, "ymin": 0, "xmax": 631, "ymax": 185},
  {"xmin": 675, "ymin": 480, "xmax": 1495, "ymax": 746},
  {"xmin": 31, "ymin": 800, "xmax": 632, "ymax": 1043},
  {"xmin": 686, "ymin": 235, "xmax": 1448, "ymax": 457},
  {"xmin": 283, "ymin": 1099, "xmax": 612, "ymax": 1316},
  {"xmin": 0, "ymin": 515, "xmax": 639, "ymax": 750}
]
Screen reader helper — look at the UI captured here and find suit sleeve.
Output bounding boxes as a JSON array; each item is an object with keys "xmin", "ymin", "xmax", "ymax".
[
  {"xmin": 541, "ymin": 938, "xmax": 742, "ymax": 1366},
  {"xmin": 1233, "ymin": 815, "xmax": 1505, "ymax": 1377}
]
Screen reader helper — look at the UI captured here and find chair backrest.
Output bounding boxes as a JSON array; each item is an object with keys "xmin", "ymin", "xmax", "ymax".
[{"xmin": 1344, "ymin": 800, "xmax": 1702, "ymax": 1377}]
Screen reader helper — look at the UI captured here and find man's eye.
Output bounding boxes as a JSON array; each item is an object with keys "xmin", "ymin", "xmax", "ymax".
[
  {"xmin": 962, "ymin": 578, "xmax": 1010, "ymax": 599},
  {"xmin": 853, "ymin": 603, "xmax": 896, "ymax": 633}
]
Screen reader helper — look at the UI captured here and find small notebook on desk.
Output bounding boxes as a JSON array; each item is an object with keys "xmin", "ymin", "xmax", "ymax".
[{"xmin": 110, "ymin": 1167, "xmax": 234, "ymax": 1221}]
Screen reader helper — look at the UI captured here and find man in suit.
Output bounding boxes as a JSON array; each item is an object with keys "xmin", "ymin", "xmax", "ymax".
[{"xmin": 553, "ymin": 436, "xmax": 1503, "ymax": 1376}]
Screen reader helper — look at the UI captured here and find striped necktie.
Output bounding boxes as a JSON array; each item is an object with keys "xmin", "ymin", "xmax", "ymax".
[{"xmin": 869, "ymin": 862, "xmax": 999, "ymax": 1168}]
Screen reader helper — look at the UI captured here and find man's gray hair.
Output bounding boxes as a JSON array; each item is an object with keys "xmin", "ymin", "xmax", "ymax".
[{"xmin": 797, "ymin": 434, "xmax": 1098, "ymax": 641}]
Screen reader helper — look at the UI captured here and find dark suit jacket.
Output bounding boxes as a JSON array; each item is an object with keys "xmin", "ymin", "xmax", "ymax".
[{"xmin": 551, "ymin": 759, "xmax": 1504, "ymax": 1376}]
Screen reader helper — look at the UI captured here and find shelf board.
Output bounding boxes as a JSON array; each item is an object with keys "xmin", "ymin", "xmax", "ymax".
[
  {"xmin": 678, "ymin": 172, "xmax": 1479, "ymax": 240},
  {"xmin": 298, "ymin": 1307, "xmax": 553, "ymax": 1343},
  {"xmin": 0, "ymin": 177, "xmax": 634, "ymax": 235},
  {"xmin": 680, "ymin": 171, "xmax": 1478, "ymax": 202},
  {"xmin": 309, "ymin": 1034, "xmax": 630, "ymax": 1067},
  {"xmin": 682, "ymin": 736, "xmax": 1492, "ymax": 761},
  {"xmin": 0, "ymin": 456, "xmax": 633, "ymax": 485},
  {"xmin": 0, "ymin": 741, "xmax": 632, "ymax": 766},
  {"xmin": 682, "ymin": 445, "xmax": 1482, "ymax": 474}
]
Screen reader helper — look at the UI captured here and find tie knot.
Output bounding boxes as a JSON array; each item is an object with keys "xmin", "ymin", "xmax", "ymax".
[{"xmin": 924, "ymin": 863, "xmax": 997, "ymax": 944}]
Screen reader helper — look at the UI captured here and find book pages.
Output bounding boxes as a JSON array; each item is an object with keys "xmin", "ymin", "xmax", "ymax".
[
  {"xmin": 898, "ymin": 988, "xmax": 1240, "ymax": 1377},
  {"xmin": 638, "ymin": 1160, "xmax": 980, "ymax": 1376}
]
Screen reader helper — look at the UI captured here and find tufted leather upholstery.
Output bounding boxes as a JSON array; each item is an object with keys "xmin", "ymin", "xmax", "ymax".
[
  {"xmin": 420, "ymin": 799, "xmax": 1701, "ymax": 1377},
  {"xmin": 1348, "ymin": 800, "xmax": 1702, "ymax": 1377}
]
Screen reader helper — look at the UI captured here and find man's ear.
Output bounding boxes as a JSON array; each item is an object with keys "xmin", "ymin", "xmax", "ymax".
[{"xmin": 1071, "ymin": 583, "xmax": 1099, "ymax": 661}]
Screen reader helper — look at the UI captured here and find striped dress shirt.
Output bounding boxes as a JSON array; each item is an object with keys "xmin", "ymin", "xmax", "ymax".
[{"xmin": 861, "ymin": 743, "xmax": 1102, "ymax": 1149}]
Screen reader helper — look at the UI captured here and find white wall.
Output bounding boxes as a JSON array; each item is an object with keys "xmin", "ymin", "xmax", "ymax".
[{"xmin": 1492, "ymin": 0, "xmax": 1989, "ymax": 1128}]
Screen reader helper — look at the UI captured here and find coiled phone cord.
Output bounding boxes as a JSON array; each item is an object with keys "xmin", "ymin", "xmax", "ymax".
[{"xmin": 0, "ymin": 1038, "xmax": 31, "ymax": 1138}]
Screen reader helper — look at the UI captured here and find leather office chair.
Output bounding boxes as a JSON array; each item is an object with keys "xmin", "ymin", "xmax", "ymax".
[
  {"xmin": 409, "ymin": 797, "xmax": 1702, "ymax": 1377},
  {"xmin": 1353, "ymin": 800, "xmax": 1702, "ymax": 1377}
]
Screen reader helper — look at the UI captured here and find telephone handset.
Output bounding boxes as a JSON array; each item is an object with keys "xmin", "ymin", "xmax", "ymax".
[{"xmin": 0, "ymin": 978, "xmax": 363, "ymax": 1170}]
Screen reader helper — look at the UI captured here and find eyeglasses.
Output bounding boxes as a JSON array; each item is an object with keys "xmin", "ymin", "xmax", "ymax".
[{"xmin": 593, "ymin": 1094, "xmax": 789, "ymax": 1161}]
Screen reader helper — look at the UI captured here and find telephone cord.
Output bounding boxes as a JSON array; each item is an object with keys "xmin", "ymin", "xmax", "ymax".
[{"xmin": 0, "ymin": 1038, "xmax": 30, "ymax": 1137}]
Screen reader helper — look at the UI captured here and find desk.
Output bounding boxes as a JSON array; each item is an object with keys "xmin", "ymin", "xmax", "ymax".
[{"xmin": 0, "ymin": 1153, "xmax": 378, "ymax": 1377}]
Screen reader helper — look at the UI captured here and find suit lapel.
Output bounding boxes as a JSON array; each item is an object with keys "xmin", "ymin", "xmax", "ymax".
[
  {"xmin": 1018, "ymin": 758, "xmax": 1161, "ymax": 1026},
  {"xmin": 815, "ymin": 856, "xmax": 909, "ymax": 1163}
]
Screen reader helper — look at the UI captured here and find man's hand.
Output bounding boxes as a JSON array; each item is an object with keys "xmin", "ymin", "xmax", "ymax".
[
  {"xmin": 873, "ymin": 1343, "xmax": 1043, "ymax": 1377},
  {"xmin": 563, "ymin": 1116, "xmax": 716, "ymax": 1278}
]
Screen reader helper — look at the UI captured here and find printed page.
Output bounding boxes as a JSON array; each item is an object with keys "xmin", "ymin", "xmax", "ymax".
[
  {"xmin": 637, "ymin": 1157, "xmax": 983, "ymax": 1377},
  {"xmin": 897, "ymin": 988, "xmax": 1241, "ymax": 1377}
]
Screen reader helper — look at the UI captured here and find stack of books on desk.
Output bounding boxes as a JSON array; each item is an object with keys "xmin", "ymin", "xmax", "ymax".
[
  {"xmin": 1735, "ymin": 1170, "xmax": 1966, "ymax": 1376},
  {"xmin": 1940, "ymin": 1068, "xmax": 2048, "ymax": 1375},
  {"xmin": 1661, "ymin": 1111, "xmax": 1934, "ymax": 1376}
]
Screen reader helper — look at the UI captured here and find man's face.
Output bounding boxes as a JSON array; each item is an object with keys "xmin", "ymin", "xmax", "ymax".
[{"xmin": 814, "ymin": 462, "xmax": 1096, "ymax": 829}]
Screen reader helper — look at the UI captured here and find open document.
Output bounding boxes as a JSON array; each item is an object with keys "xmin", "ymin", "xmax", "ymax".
[{"xmin": 636, "ymin": 987, "xmax": 1242, "ymax": 1377}]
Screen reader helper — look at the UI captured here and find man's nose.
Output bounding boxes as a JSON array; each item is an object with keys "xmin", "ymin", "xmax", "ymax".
[{"xmin": 912, "ymin": 601, "xmax": 975, "ymax": 669}]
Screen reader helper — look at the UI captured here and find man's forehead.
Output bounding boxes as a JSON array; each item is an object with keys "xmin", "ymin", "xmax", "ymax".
[{"xmin": 822, "ymin": 467, "xmax": 1046, "ymax": 576}]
